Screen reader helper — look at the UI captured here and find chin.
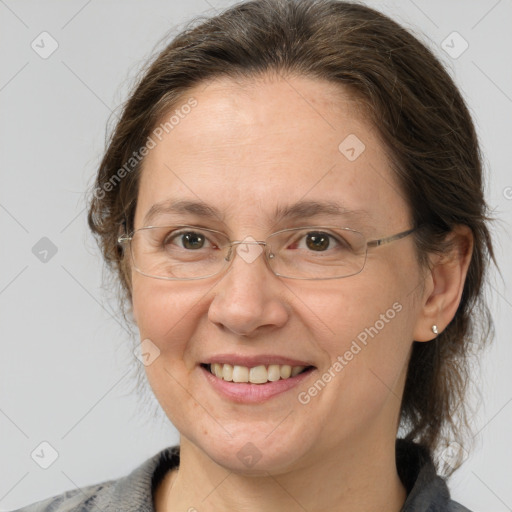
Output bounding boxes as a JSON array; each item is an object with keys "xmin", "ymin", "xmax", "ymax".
[{"xmin": 193, "ymin": 430, "xmax": 309, "ymax": 476}]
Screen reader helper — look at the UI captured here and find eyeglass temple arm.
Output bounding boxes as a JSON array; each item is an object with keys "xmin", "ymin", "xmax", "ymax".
[{"xmin": 367, "ymin": 227, "xmax": 416, "ymax": 248}]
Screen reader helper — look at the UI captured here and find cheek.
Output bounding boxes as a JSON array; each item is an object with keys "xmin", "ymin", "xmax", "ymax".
[
  {"xmin": 131, "ymin": 277, "xmax": 200, "ymax": 356},
  {"xmin": 307, "ymin": 288, "xmax": 412, "ymax": 439},
  {"xmin": 131, "ymin": 279, "xmax": 204, "ymax": 417},
  {"xmin": 311, "ymin": 259, "xmax": 416, "ymax": 384}
]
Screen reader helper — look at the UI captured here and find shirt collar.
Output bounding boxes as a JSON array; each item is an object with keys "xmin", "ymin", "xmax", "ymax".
[{"xmin": 98, "ymin": 439, "xmax": 452, "ymax": 512}]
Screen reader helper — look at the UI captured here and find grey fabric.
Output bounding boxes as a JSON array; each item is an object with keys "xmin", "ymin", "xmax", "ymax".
[{"xmin": 11, "ymin": 439, "xmax": 472, "ymax": 511}]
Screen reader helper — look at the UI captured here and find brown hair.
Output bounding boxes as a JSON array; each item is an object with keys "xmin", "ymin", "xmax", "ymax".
[{"xmin": 87, "ymin": 0, "xmax": 496, "ymax": 476}]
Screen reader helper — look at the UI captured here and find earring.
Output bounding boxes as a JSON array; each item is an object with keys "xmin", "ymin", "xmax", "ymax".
[{"xmin": 432, "ymin": 325, "xmax": 439, "ymax": 335}]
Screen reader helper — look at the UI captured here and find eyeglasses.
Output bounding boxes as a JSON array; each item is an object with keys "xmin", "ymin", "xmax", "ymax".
[{"xmin": 117, "ymin": 225, "xmax": 416, "ymax": 281}]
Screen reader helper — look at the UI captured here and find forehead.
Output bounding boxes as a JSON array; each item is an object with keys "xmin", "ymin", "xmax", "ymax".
[{"xmin": 135, "ymin": 74, "xmax": 409, "ymax": 233}]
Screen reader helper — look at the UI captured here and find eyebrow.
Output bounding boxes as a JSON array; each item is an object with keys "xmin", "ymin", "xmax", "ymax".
[{"xmin": 142, "ymin": 198, "xmax": 370, "ymax": 227}]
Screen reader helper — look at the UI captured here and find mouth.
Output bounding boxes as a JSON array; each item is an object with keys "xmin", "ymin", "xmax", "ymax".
[{"xmin": 201, "ymin": 362, "xmax": 315, "ymax": 384}]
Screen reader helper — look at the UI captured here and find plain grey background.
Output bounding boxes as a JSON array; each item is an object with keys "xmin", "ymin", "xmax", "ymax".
[{"xmin": 1, "ymin": 0, "xmax": 511, "ymax": 510}]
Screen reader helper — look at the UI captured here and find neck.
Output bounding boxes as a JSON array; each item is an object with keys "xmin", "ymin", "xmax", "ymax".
[{"xmin": 154, "ymin": 433, "xmax": 407, "ymax": 512}]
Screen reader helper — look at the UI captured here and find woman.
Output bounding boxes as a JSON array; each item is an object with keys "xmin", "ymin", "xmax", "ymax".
[{"xmin": 13, "ymin": 0, "xmax": 495, "ymax": 510}]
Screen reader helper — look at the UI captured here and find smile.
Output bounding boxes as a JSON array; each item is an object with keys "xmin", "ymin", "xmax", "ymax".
[{"xmin": 203, "ymin": 363, "xmax": 313, "ymax": 384}]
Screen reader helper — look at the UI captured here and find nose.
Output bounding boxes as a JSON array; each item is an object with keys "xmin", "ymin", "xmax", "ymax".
[{"xmin": 207, "ymin": 240, "xmax": 289, "ymax": 337}]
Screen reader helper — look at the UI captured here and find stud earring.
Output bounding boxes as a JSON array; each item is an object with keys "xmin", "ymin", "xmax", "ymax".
[{"xmin": 432, "ymin": 325, "xmax": 439, "ymax": 335}]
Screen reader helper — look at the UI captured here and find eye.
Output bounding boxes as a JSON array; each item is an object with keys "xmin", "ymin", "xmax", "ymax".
[
  {"xmin": 290, "ymin": 230, "xmax": 351, "ymax": 252},
  {"xmin": 164, "ymin": 229, "xmax": 215, "ymax": 250},
  {"xmin": 304, "ymin": 231, "xmax": 331, "ymax": 251}
]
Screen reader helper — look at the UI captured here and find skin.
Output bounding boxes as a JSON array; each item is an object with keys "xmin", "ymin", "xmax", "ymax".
[{"xmin": 128, "ymin": 74, "xmax": 473, "ymax": 512}]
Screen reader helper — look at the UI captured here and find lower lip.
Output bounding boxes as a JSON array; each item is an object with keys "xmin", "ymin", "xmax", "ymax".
[{"xmin": 200, "ymin": 365, "xmax": 315, "ymax": 404}]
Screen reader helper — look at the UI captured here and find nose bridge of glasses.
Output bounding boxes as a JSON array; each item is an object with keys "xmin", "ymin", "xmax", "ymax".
[{"xmin": 225, "ymin": 238, "xmax": 268, "ymax": 264}]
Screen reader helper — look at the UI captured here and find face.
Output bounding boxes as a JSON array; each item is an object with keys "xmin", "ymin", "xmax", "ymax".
[{"xmin": 130, "ymin": 74, "xmax": 425, "ymax": 474}]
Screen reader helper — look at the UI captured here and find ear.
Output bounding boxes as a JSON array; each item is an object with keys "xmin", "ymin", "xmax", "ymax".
[{"xmin": 413, "ymin": 225, "xmax": 473, "ymax": 342}]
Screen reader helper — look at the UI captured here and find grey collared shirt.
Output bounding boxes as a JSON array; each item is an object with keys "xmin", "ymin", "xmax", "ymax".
[{"xmin": 10, "ymin": 439, "xmax": 472, "ymax": 512}]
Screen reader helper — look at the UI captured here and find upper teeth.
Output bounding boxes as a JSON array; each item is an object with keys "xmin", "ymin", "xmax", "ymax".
[{"xmin": 209, "ymin": 363, "xmax": 308, "ymax": 384}]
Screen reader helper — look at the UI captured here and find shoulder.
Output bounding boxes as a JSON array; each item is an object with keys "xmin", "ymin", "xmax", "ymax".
[
  {"xmin": 396, "ymin": 438, "xmax": 474, "ymax": 512},
  {"xmin": 8, "ymin": 445, "xmax": 181, "ymax": 512},
  {"xmin": 8, "ymin": 481, "xmax": 115, "ymax": 512},
  {"xmin": 449, "ymin": 500, "xmax": 473, "ymax": 512}
]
